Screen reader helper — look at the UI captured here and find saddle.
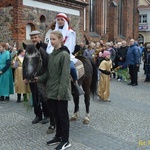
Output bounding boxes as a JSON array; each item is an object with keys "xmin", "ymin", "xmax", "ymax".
[{"xmin": 75, "ymin": 59, "xmax": 85, "ymax": 80}]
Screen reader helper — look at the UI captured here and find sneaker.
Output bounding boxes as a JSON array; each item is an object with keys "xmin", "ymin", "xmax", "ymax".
[
  {"xmin": 47, "ymin": 136, "xmax": 61, "ymax": 145},
  {"xmin": 117, "ymin": 79, "xmax": 121, "ymax": 82},
  {"xmin": 55, "ymin": 141, "xmax": 71, "ymax": 150}
]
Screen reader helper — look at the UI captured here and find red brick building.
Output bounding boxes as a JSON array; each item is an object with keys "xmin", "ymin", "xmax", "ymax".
[
  {"xmin": 0, "ymin": 0, "xmax": 139, "ymax": 48},
  {"xmin": 93, "ymin": 0, "xmax": 139, "ymax": 43},
  {"xmin": 0, "ymin": 0, "xmax": 88, "ymax": 48}
]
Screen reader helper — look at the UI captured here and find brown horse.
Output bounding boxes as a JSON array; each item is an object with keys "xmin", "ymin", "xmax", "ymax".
[{"xmin": 70, "ymin": 56, "xmax": 97, "ymax": 124}]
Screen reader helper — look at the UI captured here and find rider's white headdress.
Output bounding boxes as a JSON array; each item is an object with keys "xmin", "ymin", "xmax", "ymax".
[{"xmin": 55, "ymin": 13, "xmax": 69, "ymax": 41}]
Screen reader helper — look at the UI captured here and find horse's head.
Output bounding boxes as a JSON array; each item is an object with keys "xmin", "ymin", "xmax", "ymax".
[{"xmin": 23, "ymin": 43, "xmax": 42, "ymax": 81}]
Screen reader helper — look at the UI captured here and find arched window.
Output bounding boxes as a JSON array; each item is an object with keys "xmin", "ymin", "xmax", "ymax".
[
  {"xmin": 138, "ymin": 34, "xmax": 144, "ymax": 44},
  {"xmin": 26, "ymin": 23, "xmax": 35, "ymax": 40},
  {"xmin": 8, "ymin": 4, "xmax": 12, "ymax": 7},
  {"xmin": 40, "ymin": 15, "xmax": 46, "ymax": 23}
]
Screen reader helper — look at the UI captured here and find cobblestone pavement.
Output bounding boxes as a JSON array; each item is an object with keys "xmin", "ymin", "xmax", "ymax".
[{"xmin": 0, "ymin": 69, "xmax": 150, "ymax": 150}]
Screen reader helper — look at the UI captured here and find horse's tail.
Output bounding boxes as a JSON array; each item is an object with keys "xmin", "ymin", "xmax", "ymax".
[{"xmin": 90, "ymin": 60, "xmax": 98, "ymax": 96}]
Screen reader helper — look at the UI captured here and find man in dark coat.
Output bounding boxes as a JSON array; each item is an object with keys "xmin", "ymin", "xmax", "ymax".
[
  {"xmin": 116, "ymin": 40, "xmax": 128, "ymax": 66},
  {"xmin": 24, "ymin": 31, "xmax": 53, "ymax": 125},
  {"xmin": 126, "ymin": 39, "xmax": 140, "ymax": 86}
]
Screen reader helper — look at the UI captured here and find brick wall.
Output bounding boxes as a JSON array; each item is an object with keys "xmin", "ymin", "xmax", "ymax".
[
  {"xmin": 0, "ymin": 0, "xmax": 139, "ymax": 48},
  {"xmin": 0, "ymin": 0, "xmax": 24, "ymax": 48},
  {"xmin": 0, "ymin": 7, "xmax": 13, "ymax": 44},
  {"xmin": 94, "ymin": 0, "xmax": 139, "ymax": 43},
  {"xmin": 0, "ymin": 0, "xmax": 86, "ymax": 48}
]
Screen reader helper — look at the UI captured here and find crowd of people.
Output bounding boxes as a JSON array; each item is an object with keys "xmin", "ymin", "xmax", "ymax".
[
  {"xmin": 75, "ymin": 38, "xmax": 150, "ymax": 83},
  {"xmin": 0, "ymin": 12, "xmax": 150, "ymax": 150}
]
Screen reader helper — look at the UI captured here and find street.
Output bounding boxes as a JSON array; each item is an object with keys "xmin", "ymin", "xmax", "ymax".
[{"xmin": 0, "ymin": 69, "xmax": 150, "ymax": 150}]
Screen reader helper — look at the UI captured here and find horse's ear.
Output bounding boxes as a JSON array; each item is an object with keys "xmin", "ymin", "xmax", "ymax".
[
  {"xmin": 36, "ymin": 42, "xmax": 41, "ymax": 50},
  {"xmin": 23, "ymin": 43, "xmax": 26, "ymax": 49}
]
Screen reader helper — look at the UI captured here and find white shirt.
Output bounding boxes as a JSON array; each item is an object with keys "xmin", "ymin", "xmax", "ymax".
[{"xmin": 46, "ymin": 28, "xmax": 77, "ymax": 63}]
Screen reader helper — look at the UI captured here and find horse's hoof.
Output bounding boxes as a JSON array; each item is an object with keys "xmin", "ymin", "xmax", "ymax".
[
  {"xmin": 70, "ymin": 112, "xmax": 79, "ymax": 121},
  {"xmin": 83, "ymin": 114, "xmax": 90, "ymax": 124}
]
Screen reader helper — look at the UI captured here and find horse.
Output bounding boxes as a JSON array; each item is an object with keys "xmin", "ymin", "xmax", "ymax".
[
  {"xmin": 22, "ymin": 43, "xmax": 48, "ymax": 101},
  {"xmin": 23, "ymin": 43, "xmax": 97, "ymax": 124},
  {"xmin": 70, "ymin": 56, "xmax": 97, "ymax": 124}
]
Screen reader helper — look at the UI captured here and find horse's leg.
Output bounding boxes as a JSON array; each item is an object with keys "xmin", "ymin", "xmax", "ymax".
[
  {"xmin": 82, "ymin": 78, "xmax": 91, "ymax": 124},
  {"xmin": 73, "ymin": 93, "xmax": 79, "ymax": 113},
  {"xmin": 82, "ymin": 79, "xmax": 91, "ymax": 113},
  {"xmin": 70, "ymin": 83, "xmax": 80, "ymax": 121}
]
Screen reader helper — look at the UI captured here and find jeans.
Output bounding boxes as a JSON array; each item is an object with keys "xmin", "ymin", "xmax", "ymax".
[{"xmin": 70, "ymin": 61, "xmax": 77, "ymax": 81}]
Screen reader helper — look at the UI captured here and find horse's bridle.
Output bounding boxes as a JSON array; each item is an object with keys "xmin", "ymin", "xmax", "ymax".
[{"xmin": 34, "ymin": 46, "xmax": 43, "ymax": 77}]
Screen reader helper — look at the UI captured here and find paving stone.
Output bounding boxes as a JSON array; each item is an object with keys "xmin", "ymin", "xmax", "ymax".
[{"xmin": 0, "ymin": 69, "xmax": 150, "ymax": 149}]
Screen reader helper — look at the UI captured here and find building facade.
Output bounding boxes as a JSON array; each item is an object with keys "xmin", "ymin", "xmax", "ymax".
[
  {"xmin": 93, "ymin": 0, "xmax": 139, "ymax": 43},
  {"xmin": 138, "ymin": 0, "xmax": 150, "ymax": 44},
  {"xmin": 0, "ymin": 0, "xmax": 88, "ymax": 48},
  {"xmin": 0, "ymin": 0, "xmax": 139, "ymax": 48}
]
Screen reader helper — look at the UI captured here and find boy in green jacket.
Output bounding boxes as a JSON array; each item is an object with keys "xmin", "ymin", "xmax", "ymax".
[{"xmin": 35, "ymin": 31, "xmax": 72, "ymax": 150}]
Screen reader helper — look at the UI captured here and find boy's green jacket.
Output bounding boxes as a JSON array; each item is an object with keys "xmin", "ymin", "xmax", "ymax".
[{"xmin": 38, "ymin": 46, "xmax": 72, "ymax": 101}]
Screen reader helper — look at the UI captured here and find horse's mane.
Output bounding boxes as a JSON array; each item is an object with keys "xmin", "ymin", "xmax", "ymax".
[{"xmin": 25, "ymin": 44, "xmax": 38, "ymax": 54}]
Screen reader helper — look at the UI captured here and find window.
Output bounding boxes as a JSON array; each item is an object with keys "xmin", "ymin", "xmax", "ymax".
[
  {"xmin": 44, "ymin": 29, "xmax": 52, "ymax": 43},
  {"xmin": 139, "ymin": 14, "xmax": 147, "ymax": 23},
  {"xmin": 89, "ymin": 0, "xmax": 95, "ymax": 32},
  {"xmin": 26, "ymin": 23, "xmax": 35, "ymax": 40},
  {"xmin": 103, "ymin": 0, "xmax": 107, "ymax": 34},
  {"xmin": 138, "ymin": 34, "xmax": 144, "ymax": 44},
  {"xmin": 40, "ymin": 15, "xmax": 46, "ymax": 23},
  {"xmin": 118, "ymin": 0, "xmax": 123, "ymax": 35},
  {"xmin": 118, "ymin": 0, "xmax": 128, "ymax": 37}
]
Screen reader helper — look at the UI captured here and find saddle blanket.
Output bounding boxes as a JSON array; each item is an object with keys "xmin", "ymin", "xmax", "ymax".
[{"xmin": 75, "ymin": 60, "xmax": 85, "ymax": 80}]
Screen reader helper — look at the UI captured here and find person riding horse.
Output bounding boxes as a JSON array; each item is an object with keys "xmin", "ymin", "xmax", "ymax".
[{"xmin": 46, "ymin": 13, "xmax": 84, "ymax": 94}]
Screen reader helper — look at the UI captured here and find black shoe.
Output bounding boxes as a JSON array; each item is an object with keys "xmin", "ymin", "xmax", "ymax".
[
  {"xmin": 17, "ymin": 99, "xmax": 21, "ymax": 103},
  {"xmin": 32, "ymin": 117, "xmax": 42, "ymax": 124},
  {"xmin": 132, "ymin": 83, "xmax": 137, "ymax": 86},
  {"xmin": 41, "ymin": 117, "xmax": 49, "ymax": 124},
  {"xmin": 5, "ymin": 96, "xmax": 10, "ymax": 101},
  {"xmin": 128, "ymin": 82, "xmax": 133, "ymax": 85},
  {"xmin": 0, "ymin": 96, "xmax": 6, "ymax": 104},
  {"xmin": 55, "ymin": 141, "xmax": 71, "ymax": 150},
  {"xmin": 17, "ymin": 100, "xmax": 21, "ymax": 103},
  {"xmin": 17, "ymin": 94, "xmax": 21, "ymax": 103},
  {"xmin": 47, "ymin": 136, "xmax": 61, "ymax": 145},
  {"xmin": 1, "ymin": 96, "xmax": 4, "ymax": 101}
]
